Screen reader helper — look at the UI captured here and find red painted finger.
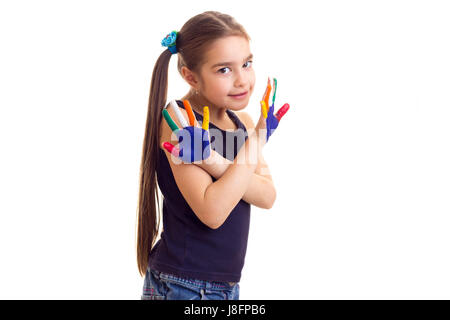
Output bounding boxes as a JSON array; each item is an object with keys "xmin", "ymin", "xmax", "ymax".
[
  {"xmin": 275, "ymin": 103, "xmax": 290, "ymax": 122},
  {"xmin": 162, "ymin": 142, "xmax": 180, "ymax": 157}
]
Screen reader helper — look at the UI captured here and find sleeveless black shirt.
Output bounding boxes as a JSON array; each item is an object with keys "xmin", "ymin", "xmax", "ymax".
[{"xmin": 149, "ymin": 100, "xmax": 251, "ymax": 282}]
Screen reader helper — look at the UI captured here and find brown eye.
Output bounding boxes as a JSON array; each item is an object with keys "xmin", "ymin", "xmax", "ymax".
[{"xmin": 218, "ymin": 67, "xmax": 231, "ymax": 74}]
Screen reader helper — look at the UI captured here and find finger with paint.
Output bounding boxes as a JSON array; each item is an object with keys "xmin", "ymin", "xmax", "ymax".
[
  {"xmin": 271, "ymin": 77, "xmax": 277, "ymax": 106},
  {"xmin": 202, "ymin": 106, "xmax": 209, "ymax": 131},
  {"xmin": 183, "ymin": 99, "xmax": 197, "ymax": 126},
  {"xmin": 260, "ymin": 100, "xmax": 268, "ymax": 119},
  {"xmin": 162, "ymin": 107, "xmax": 179, "ymax": 131},
  {"xmin": 274, "ymin": 103, "xmax": 289, "ymax": 121},
  {"xmin": 162, "ymin": 141, "xmax": 180, "ymax": 157},
  {"xmin": 262, "ymin": 77, "xmax": 272, "ymax": 112},
  {"xmin": 170, "ymin": 100, "xmax": 189, "ymax": 128}
]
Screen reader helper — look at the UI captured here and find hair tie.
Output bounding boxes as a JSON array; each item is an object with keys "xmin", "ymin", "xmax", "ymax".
[{"xmin": 161, "ymin": 31, "xmax": 178, "ymax": 54}]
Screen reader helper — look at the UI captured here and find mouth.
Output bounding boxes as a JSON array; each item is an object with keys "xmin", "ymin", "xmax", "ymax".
[{"xmin": 229, "ymin": 91, "xmax": 248, "ymax": 98}]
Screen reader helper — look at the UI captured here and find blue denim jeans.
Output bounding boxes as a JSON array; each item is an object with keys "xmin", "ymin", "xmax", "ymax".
[{"xmin": 141, "ymin": 267, "xmax": 240, "ymax": 300}]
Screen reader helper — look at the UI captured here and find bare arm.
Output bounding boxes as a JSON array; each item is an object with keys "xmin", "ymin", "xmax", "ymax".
[
  {"xmin": 201, "ymin": 131, "xmax": 261, "ymax": 227},
  {"xmin": 196, "ymin": 148, "xmax": 276, "ymax": 209}
]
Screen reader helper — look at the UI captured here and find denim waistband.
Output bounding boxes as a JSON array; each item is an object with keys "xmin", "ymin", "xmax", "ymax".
[{"xmin": 151, "ymin": 269, "xmax": 237, "ymax": 290}]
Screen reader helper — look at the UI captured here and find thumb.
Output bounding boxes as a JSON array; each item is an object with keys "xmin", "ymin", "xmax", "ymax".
[
  {"xmin": 275, "ymin": 103, "xmax": 290, "ymax": 122},
  {"xmin": 162, "ymin": 142, "xmax": 180, "ymax": 157}
]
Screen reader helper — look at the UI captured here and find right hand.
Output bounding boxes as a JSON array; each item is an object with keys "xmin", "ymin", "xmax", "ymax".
[{"xmin": 161, "ymin": 100, "xmax": 211, "ymax": 163}]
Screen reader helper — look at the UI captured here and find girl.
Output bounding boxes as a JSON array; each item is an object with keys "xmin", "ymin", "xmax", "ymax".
[{"xmin": 137, "ymin": 11, "xmax": 288, "ymax": 300}]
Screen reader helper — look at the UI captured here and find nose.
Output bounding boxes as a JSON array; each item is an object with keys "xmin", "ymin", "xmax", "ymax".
[{"xmin": 233, "ymin": 69, "xmax": 246, "ymax": 88}]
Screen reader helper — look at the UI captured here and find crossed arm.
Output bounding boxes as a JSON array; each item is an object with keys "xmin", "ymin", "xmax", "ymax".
[
  {"xmin": 160, "ymin": 111, "xmax": 267, "ymax": 229},
  {"xmin": 162, "ymin": 78, "xmax": 289, "ymax": 212},
  {"xmin": 193, "ymin": 111, "xmax": 276, "ymax": 209}
]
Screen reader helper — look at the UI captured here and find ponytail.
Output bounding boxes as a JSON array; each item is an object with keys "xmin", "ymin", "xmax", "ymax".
[{"xmin": 136, "ymin": 49, "xmax": 172, "ymax": 277}]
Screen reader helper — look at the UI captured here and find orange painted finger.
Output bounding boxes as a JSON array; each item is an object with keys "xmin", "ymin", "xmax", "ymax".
[
  {"xmin": 183, "ymin": 100, "xmax": 196, "ymax": 126},
  {"xmin": 263, "ymin": 77, "xmax": 272, "ymax": 111}
]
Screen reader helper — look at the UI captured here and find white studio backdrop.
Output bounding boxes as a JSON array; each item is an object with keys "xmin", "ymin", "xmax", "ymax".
[{"xmin": 0, "ymin": 0, "xmax": 449, "ymax": 299}]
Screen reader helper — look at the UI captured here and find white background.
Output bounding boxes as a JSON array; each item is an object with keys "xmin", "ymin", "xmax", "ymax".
[{"xmin": 0, "ymin": 0, "xmax": 449, "ymax": 299}]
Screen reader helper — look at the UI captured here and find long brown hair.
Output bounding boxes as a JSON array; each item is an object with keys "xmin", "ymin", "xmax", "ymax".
[{"xmin": 136, "ymin": 11, "xmax": 251, "ymax": 277}]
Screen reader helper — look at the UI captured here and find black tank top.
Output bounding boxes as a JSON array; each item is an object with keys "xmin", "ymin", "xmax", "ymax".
[{"xmin": 149, "ymin": 100, "xmax": 251, "ymax": 282}]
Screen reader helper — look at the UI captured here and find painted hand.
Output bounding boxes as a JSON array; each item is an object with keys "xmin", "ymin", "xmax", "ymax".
[
  {"xmin": 162, "ymin": 100, "xmax": 211, "ymax": 163},
  {"xmin": 260, "ymin": 77, "xmax": 290, "ymax": 142}
]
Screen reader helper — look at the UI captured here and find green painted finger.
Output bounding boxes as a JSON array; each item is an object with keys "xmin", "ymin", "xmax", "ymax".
[
  {"xmin": 162, "ymin": 109, "xmax": 179, "ymax": 132},
  {"xmin": 272, "ymin": 78, "xmax": 278, "ymax": 106}
]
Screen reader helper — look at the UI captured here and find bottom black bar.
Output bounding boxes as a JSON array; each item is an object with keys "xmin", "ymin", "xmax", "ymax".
[{"xmin": 0, "ymin": 300, "xmax": 448, "ymax": 318}]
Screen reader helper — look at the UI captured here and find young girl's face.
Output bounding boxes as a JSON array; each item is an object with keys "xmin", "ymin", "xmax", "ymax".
[{"xmin": 197, "ymin": 36, "xmax": 255, "ymax": 111}]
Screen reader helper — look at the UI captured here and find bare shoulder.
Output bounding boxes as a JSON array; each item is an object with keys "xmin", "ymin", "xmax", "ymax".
[{"xmin": 235, "ymin": 110, "xmax": 255, "ymax": 131}]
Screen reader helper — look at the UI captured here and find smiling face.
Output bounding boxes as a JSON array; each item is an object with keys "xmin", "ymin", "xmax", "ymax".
[{"xmin": 184, "ymin": 36, "xmax": 256, "ymax": 112}]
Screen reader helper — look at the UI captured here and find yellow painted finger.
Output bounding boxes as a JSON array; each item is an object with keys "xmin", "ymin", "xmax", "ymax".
[
  {"xmin": 202, "ymin": 106, "xmax": 209, "ymax": 131},
  {"xmin": 183, "ymin": 100, "xmax": 196, "ymax": 126},
  {"xmin": 260, "ymin": 101, "xmax": 268, "ymax": 118}
]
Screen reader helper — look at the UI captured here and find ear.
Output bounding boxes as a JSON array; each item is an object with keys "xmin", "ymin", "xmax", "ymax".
[{"xmin": 181, "ymin": 66, "xmax": 200, "ymax": 90}]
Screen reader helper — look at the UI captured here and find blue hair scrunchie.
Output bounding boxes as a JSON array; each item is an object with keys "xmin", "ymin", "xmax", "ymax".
[{"xmin": 161, "ymin": 31, "xmax": 178, "ymax": 54}]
